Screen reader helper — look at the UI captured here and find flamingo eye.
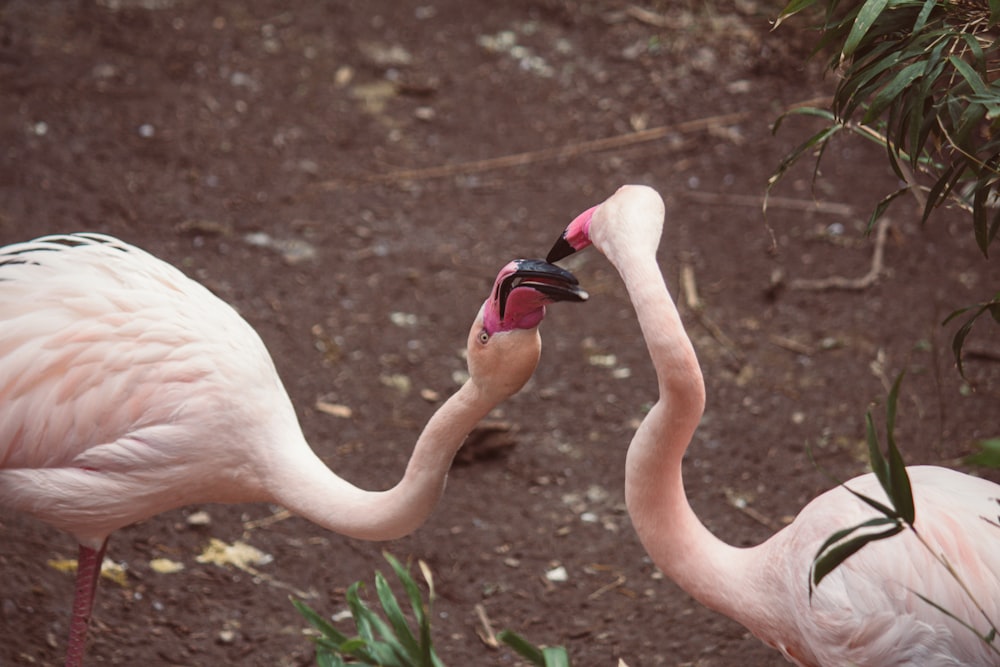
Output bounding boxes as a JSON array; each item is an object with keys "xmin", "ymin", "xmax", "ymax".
[{"xmin": 478, "ymin": 330, "xmax": 490, "ymax": 344}]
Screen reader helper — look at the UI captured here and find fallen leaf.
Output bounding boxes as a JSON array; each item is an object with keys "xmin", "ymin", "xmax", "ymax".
[
  {"xmin": 47, "ymin": 557, "xmax": 128, "ymax": 587},
  {"xmin": 315, "ymin": 400, "xmax": 353, "ymax": 418},
  {"xmin": 196, "ymin": 538, "xmax": 273, "ymax": 572},
  {"xmin": 150, "ymin": 558, "xmax": 185, "ymax": 574}
]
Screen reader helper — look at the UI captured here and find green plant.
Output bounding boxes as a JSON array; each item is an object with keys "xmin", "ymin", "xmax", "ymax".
[
  {"xmin": 770, "ymin": 0, "xmax": 999, "ymax": 371},
  {"xmin": 809, "ymin": 374, "xmax": 1000, "ymax": 655},
  {"xmin": 293, "ymin": 552, "xmax": 573, "ymax": 666},
  {"xmin": 496, "ymin": 630, "xmax": 571, "ymax": 667},
  {"xmin": 293, "ymin": 552, "xmax": 443, "ymax": 667}
]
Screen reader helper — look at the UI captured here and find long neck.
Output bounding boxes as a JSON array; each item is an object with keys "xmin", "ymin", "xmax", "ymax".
[
  {"xmin": 614, "ymin": 246, "xmax": 749, "ymax": 615},
  {"xmin": 264, "ymin": 379, "xmax": 495, "ymax": 541}
]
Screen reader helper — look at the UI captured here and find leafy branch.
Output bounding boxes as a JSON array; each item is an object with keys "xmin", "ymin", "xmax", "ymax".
[
  {"xmin": 771, "ymin": 0, "xmax": 1000, "ymax": 373},
  {"xmin": 809, "ymin": 374, "xmax": 1000, "ymax": 655}
]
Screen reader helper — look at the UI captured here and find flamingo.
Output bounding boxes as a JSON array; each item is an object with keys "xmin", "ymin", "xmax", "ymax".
[
  {"xmin": 0, "ymin": 232, "xmax": 587, "ymax": 667},
  {"xmin": 546, "ymin": 185, "xmax": 1000, "ymax": 666}
]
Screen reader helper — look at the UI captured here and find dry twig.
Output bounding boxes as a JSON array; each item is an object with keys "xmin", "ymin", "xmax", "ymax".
[
  {"xmin": 685, "ymin": 190, "xmax": 855, "ymax": 217},
  {"xmin": 474, "ymin": 603, "xmax": 500, "ymax": 649},
  {"xmin": 680, "ymin": 262, "xmax": 745, "ymax": 369},
  {"xmin": 317, "ymin": 111, "xmax": 749, "ymax": 188},
  {"xmin": 789, "ymin": 217, "xmax": 891, "ymax": 291}
]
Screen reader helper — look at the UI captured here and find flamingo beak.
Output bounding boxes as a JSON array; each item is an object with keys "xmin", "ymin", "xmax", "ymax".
[
  {"xmin": 496, "ymin": 258, "xmax": 588, "ymax": 320},
  {"xmin": 546, "ymin": 205, "xmax": 598, "ymax": 263},
  {"xmin": 484, "ymin": 258, "xmax": 588, "ymax": 334}
]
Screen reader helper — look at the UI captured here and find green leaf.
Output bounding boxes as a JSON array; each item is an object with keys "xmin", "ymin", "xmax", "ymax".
[
  {"xmin": 498, "ymin": 630, "xmax": 547, "ymax": 665},
  {"xmin": 771, "ymin": 105, "xmax": 836, "ymax": 135},
  {"xmin": 862, "ymin": 61, "xmax": 924, "ymax": 124},
  {"xmin": 866, "ymin": 186, "xmax": 909, "ymax": 233},
  {"xmin": 775, "ymin": 0, "xmax": 822, "ymax": 28},
  {"xmin": 965, "ymin": 438, "xmax": 1000, "ymax": 468},
  {"xmin": 866, "ymin": 412, "xmax": 890, "ymax": 491},
  {"xmin": 345, "ymin": 582, "xmax": 376, "ymax": 643},
  {"xmin": 375, "ymin": 570, "xmax": 421, "ymax": 659},
  {"xmin": 884, "ymin": 373, "xmax": 915, "ymax": 525},
  {"xmin": 541, "ymin": 646, "xmax": 572, "ymax": 667},
  {"xmin": 317, "ymin": 650, "xmax": 345, "ymax": 667},
  {"xmin": 843, "ymin": 0, "xmax": 890, "ymax": 58},
  {"xmin": 811, "ymin": 522, "xmax": 905, "ymax": 593},
  {"xmin": 921, "ymin": 160, "xmax": 964, "ymax": 225},
  {"xmin": 947, "ymin": 302, "xmax": 992, "ymax": 377},
  {"xmin": 812, "ymin": 516, "xmax": 901, "ymax": 565},
  {"xmin": 766, "ymin": 124, "xmax": 842, "ymax": 201},
  {"xmin": 292, "ymin": 597, "xmax": 350, "ymax": 644},
  {"xmin": 912, "ymin": 0, "xmax": 935, "ymax": 32},
  {"xmin": 950, "ymin": 55, "xmax": 989, "ymax": 96}
]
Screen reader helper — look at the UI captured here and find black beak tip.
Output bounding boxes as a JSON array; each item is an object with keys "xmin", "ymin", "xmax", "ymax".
[{"xmin": 546, "ymin": 235, "xmax": 576, "ymax": 264}]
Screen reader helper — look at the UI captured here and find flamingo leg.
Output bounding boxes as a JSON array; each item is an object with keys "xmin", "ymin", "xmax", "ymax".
[{"xmin": 64, "ymin": 539, "xmax": 108, "ymax": 667}]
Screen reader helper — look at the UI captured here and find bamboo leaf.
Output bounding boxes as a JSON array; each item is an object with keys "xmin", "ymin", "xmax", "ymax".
[
  {"xmin": 949, "ymin": 55, "xmax": 989, "ymax": 96},
  {"xmin": 862, "ymin": 61, "xmax": 924, "ymax": 124},
  {"xmin": 767, "ymin": 125, "xmax": 842, "ymax": 196},
  {"xmin": 866, "ymin": 412, "xmax": 890, "ymax": 491},
  {"xmin": 912, "ymin": 0, "xmax": 935, "ymax": 32},
  {"xmin": 811, "ymin": 523, "xmax": 904, "ymax": 593},
  {"xmin": 866, "ymin": 186, "xmax": 909, "ymax": 233},
  {"xmin": 946, "ymin": 303, "xmax": 990, "ymax": 377},
  {"xmin": 921, "ymin": 160, "xmax": 963, "ymax": 225},
  {"xmin": 775, "ymin": 0, "xmax": 822, "ymax": 28},
  {"xmin": 884, "ymin": 374, "xmax": 916, "ymax": 525},
  {"xmin": 770, "ymin": 106, "xmax": 836, "ymax": 136},
  {"xmin": 843, "ymin": 0, "xmax": 890, "ymax": 58},
  {"xmin": 974, "ymin": 174, "xmax": 991, "ymax": 256},
  {"xmin": 841, "ymin": 479, "xmax": 901, "ymax": 519},
  {"xmin": 812, "ymin": 516, "xmax": 901, "ymax": 565}
]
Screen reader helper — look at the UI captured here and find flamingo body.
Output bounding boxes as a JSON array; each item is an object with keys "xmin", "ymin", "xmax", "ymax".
[
  {"xmin": 548, "ymin": 185, "xmax": 1000, "ymax": 667},
  {"xmin": 0, "ymin": 232, "xmax": 586, "ymax": 665}
]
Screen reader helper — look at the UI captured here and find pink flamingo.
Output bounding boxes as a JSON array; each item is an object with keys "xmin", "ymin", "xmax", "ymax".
[
  {"xmin": 547, "ymin": 185, "xmax": 1000, "ymax": 666},
  {"xmin": 0, "ymin": 233, "xmax": 587, "ymax": 667}
]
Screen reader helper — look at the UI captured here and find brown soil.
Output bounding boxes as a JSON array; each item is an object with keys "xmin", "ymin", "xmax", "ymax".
[{"xmin": 1, "ymin": 1, "xmax": 997, "ymax": 666}]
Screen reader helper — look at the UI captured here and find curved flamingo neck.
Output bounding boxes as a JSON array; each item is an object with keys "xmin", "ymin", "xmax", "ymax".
[
  {"xmin": 605, "ymin": 223, "xmax": 752, "ymax": 618},
  {"xmin": 264, "ymin": 377, "xmax": 494, "ymax": 542}
]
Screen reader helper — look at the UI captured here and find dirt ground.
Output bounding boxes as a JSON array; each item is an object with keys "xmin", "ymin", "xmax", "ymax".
[{"xmin": 1, "ymin": 1, "xmax": 998, "ymax": 666}]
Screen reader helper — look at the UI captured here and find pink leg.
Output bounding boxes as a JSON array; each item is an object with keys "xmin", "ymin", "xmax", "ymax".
[{"xmin": 64, "ymin": 539, "xmax": 108, "ymax": 667}]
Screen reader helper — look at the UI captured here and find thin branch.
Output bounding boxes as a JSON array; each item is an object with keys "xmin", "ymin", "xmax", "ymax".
[
  {"xmin": 474, "ymin": 604, "xmax": 499, "ymax": 649},
  {"xmin": 789, "ymin": 217, "xmax": 890, "ymax": 291},
  {"xmin": 683, "ymin": 190, "xmax": 855, "ymax": 216},
  {"xmin": 316, "ymin": 111, "xmax": 751, "ymax": 188}
]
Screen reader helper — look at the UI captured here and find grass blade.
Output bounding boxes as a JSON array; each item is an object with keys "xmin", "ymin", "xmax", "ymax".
[
  {"xmin": 374, "ymin": 570, "xmax": 421, "ymax": 659},
  {"xmin": 498, "ymin": 630, "xmax": 547, "ymax": 665},
  {"xmin": 292, "ymin": 597, "xmax": 352, "ymax": 645}
]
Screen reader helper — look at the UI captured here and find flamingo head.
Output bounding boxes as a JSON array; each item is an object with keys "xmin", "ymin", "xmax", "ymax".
[
  {"xmin": 482, "ymin": 258, "xmax": 588, "ymax": 335},
  {"xmin": 468, "ymin": 258, "xmax": 587, "ymax": 398},
  {"xmin": 545, "ymin": 185, "xmax": 665, "ymax": 263}
]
